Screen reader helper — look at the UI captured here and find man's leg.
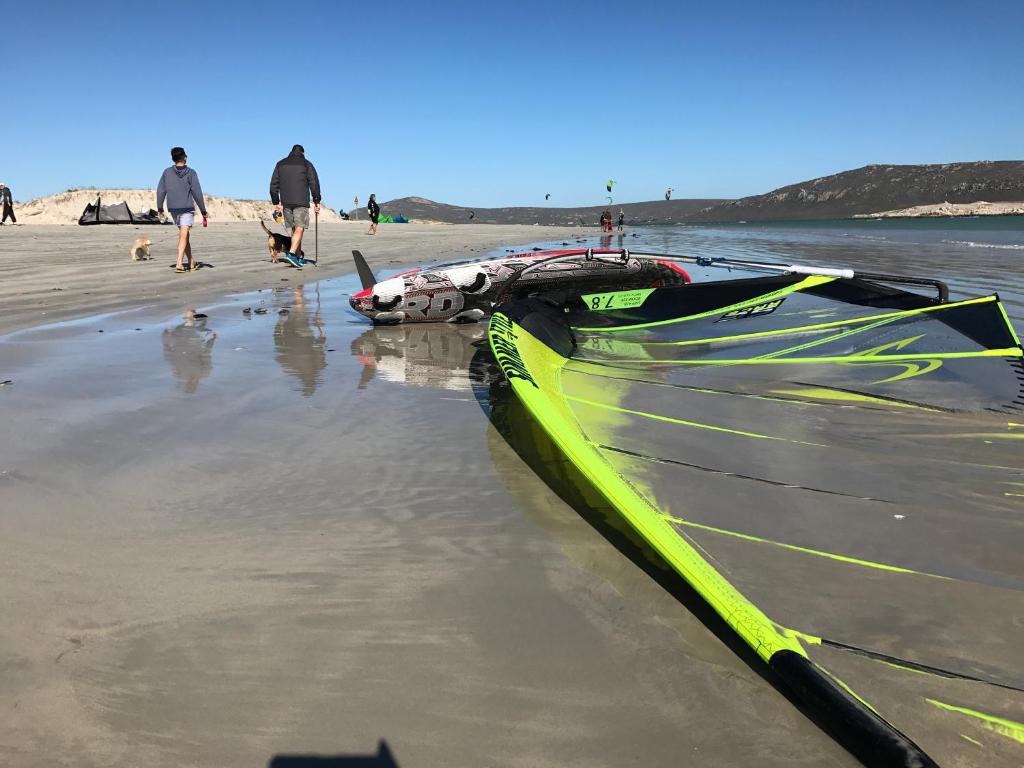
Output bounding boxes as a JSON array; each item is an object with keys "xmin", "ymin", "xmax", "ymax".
[
  {"xmin": 185, "ymin": 234, "xmax": 194, "ymax": 269},
  {"xmin": 281, "ymin": 206, "xmax": 307, "ymax": 266},
  {"xmin": 176, "ymin": 225, "xmax": 189, "ymax": 269},
  {"xmin": 289, "ymin": 226, "xmax": 304, "ymax": 258}
]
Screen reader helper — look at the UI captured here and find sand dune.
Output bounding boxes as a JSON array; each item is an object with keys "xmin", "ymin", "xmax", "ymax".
[
  {"xmin": 854, "ymin": 200, "xmax": 1024, "ymax": 218},
  {"xmin": 14, "ymin": 188, "xmax": 346, "ymax": 226}
]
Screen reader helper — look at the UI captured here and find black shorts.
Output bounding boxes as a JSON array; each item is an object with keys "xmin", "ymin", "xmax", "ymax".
[{"xmin": 370, "ymin": 214, "xmax": 379, "ymax": 224}]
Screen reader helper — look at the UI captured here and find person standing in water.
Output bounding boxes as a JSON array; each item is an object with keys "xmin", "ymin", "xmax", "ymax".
[
  {"xmin": 0, "ymin": 183, "xmax": 15, "ymax": 225},
  {"xmin": 617, "ymin": 209, "xmax": 625, "ymax": 231},
  {"xmin": 157, "ymin": 147, "xmax": 208, "ymax": 272},
  {"xmin": 367, "ymin": 194, "xmax": 380, "ymax": 235},
  {"xmin": 270, "ymin": 144, "xmax": 322, "ymax": 268}
]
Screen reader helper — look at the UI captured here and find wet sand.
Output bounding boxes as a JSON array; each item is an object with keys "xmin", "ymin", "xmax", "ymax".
[
  {"xmin": 0, "ymin": 221, "xmax": 582, "ymax": 335},
  {"xmin": 0, "ymin": 237, "xmax": 858, "ymax": 766}
]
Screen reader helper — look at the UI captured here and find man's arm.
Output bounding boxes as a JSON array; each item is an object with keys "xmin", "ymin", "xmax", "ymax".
[
  {"xmin": 156, "ymin": 171, "xmax": 167, "ymax": 212},
  {"xmin": 190, "ymin": 171, "xmax": 208, "ymax": 216},
  {"xmin": 307, "ymin": 161, "xmax": 321, "ymax": 206},
  {"xmin": 269, "ymin": 163, "xmax": 281, "ymax": 206}
]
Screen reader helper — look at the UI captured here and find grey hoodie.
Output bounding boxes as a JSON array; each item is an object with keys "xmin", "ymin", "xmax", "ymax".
[{"xmin": 157, "ymin": 166, "xmax": 207, "ymax": 214}]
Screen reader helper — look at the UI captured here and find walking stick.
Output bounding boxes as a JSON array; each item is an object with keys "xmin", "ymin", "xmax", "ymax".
[{"xmin": 314, "ymin": 207, "xmax": 319, "ymax": 266}]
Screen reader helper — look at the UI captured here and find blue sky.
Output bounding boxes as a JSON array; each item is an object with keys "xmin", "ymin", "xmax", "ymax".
[{"xmin": 3, "ymin": 0, "xmax": 1022, "ymax": 207}]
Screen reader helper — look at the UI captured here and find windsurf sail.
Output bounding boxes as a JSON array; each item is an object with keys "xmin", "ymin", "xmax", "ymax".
[
  {"xmin": 352, "ymin": 249, "xmax": 378, "ymax": 291},
  {"xmin": 488, "ymin": 260, "xmax": 1024, "ymax": 767}
]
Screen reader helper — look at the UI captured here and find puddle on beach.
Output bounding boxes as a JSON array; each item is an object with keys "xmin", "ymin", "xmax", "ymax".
[{"xmin": 1, "ymin": 251, "xmax": 858, "ymax": 766}]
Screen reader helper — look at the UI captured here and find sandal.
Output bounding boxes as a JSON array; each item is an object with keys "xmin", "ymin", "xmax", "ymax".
[{"xmin": 175, "ymin": 267, "xmax": 186, "ymax": 273}]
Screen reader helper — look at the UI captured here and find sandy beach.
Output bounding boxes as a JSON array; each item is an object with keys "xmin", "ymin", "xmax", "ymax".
[
  {"xmin": 0, "ymin": 223, "xmax": 864, "ymax": 767},
  {"xmin": 854, "ymin": 199, "xmax": 1024, "ymax": 218},
  {"xmin": 0, "ymin": 221, "xmax": 582, "ymax": 336}
]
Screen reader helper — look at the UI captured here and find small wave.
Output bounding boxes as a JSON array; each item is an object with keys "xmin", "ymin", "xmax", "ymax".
[
  {"xmin": 942, "ymin": 240, "xmax": 1024, "ymax": 250},
  {"xmin": 841, "ymin": 234, "xmax": 889, "ymax": 241}
]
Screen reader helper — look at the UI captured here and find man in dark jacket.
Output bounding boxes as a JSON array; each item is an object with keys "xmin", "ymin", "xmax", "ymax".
[
  {"xmin": 270, "ymin": 145, "xmax": 321, "ymax": 268},
  {"xmin": 0, "ymin": 183, "xmax": 15, "ymax": 225}
]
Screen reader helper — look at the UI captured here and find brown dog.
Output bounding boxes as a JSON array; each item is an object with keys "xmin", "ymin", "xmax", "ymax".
[
  {"xmin": 260, "ymin": 220, "xmax": 304, "ymax": 263},
  {"xmin": 130, "ymin": 237, "xmax": 152, "ymax": 261}
]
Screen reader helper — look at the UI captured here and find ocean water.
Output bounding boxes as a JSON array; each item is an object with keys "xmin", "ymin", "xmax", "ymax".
[{"xmin": 529, "ymin": 217, "xmax": 1024, "ymax": 321}]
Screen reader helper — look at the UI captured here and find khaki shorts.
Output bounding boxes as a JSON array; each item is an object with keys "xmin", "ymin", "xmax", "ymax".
[{"xmin": 283, "ymin": 205, "xmax": 310, "ymax": 230}]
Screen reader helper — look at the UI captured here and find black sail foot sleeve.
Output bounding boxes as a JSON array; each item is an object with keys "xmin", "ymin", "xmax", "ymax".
[{"xmin": 769, "ymin": 650, "xmax": 939, "ymax": 768}]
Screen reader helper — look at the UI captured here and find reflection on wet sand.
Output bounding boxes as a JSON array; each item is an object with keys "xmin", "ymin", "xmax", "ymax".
[
  {"xmin": 478, "ymin": 347, "xmax": 789, "ymax": 689},
  {"xmin": 274, "ymin": 286, "xmax": 327, "ymax": 396},
  {"xmin": 598, "ymin": 233, "xmax": 629, "ymax": 250},
  {"xmin": 350, "ymin": 323, "xmax": 486, "ymax": 391},
  {"xmin": 162, "ymin": 309, "xmax": 217, "ymax": 394}
]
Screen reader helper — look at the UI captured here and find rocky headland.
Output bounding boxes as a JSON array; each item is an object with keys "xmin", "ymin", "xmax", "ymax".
[{"xmin": 687, "ymin": 161, "xmax": 1024, "ymax": 222}]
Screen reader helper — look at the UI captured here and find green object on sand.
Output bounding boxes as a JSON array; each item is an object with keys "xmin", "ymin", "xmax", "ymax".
[{"xmin": 489, "ymin": 254, "xmax": 1024, "ymax": 768}]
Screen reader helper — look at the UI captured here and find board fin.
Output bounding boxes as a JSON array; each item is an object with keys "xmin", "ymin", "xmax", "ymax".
[{"xmin": 352, "ymin": 250, "xmax": 377, "ymax": 290}]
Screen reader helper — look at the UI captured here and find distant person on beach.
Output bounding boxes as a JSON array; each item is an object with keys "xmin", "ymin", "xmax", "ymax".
[
  {"xmin": 270, "ymin": 144, "xmax": 321, "ymax": 268},
  {"xmin": 367, "ymin": 194, "xmax": 380, "ymax": 235},
  {"xmin": 0, "ymin": 183, "xmax": 15, "ymax": 225},
  {"xmin": 157, "ymin": 147, "xmax": 208, "ymax": 273},
  {"xmin": 665, "ymin": 187, "xmax": 673, "ymax": 201},
  {"xmin": 617, "ymin": 210, "xmax": 625, "ymax": 231}
]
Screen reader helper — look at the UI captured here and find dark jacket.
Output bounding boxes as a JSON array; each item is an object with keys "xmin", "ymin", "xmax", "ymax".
[
  {"xmin": 270, "ymin": 151, "xmax": 321, "ymax": 207},
  {"xmin": 1, "ymin": 187, "xmax": 12, "ymax": 206},
  {"xmin": 157, "ymin": 166, "xmax": 207, "ymax": 214},
  {"xmin": 367, "ymin": 198, "xmax": 380, "ymax": 218}
]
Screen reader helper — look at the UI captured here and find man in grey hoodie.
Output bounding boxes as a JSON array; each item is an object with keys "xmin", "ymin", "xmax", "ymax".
[
  {"xmin": 270, "ymin": 145, "xmax": 321, "ymax": 268},
  {"xmin": 157, "ymin": 147, "xmax": 209, "ymax": 272}
]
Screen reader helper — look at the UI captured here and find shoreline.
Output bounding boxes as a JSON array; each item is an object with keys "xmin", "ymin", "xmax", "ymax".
[{"xmin": 0, "ymin": 221, "xmax": 581, "ymax": 336}]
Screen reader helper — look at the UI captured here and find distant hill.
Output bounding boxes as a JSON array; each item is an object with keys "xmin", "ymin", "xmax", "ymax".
[
  {"xmin": 349, "ymin": 196, "xmax": 727, "ymax": 226},
  {"xmin": 688, "ymin": 161, "xmax": 1024, "ymax": 222},
  {"xmin": 23, "ymin": 161, "xmax": 1024, "ymax": 227}
]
